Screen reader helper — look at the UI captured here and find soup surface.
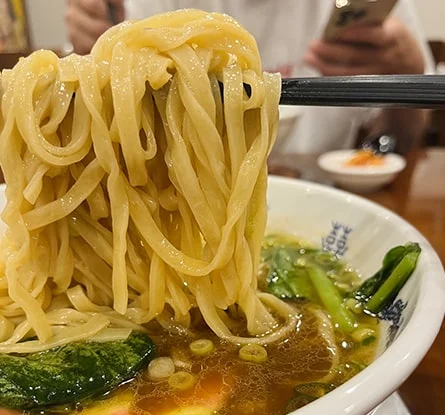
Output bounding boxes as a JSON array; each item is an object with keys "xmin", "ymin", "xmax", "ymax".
[
  {"xmin": 27, "ymin": 234, "xmax": 377, "ymax": 415},
  {"xmin": 123, "ymin": 306, "xmax": 377, "ymax": 415}
]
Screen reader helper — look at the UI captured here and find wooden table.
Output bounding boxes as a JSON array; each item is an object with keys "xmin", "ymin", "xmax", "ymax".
[
  {"xmin": 270, "ymin": 147, "xmax": 445, "ymax": 415},
  {"xmin": 369, "ymin": 149, "xmax": 445, "ymax": 415}
]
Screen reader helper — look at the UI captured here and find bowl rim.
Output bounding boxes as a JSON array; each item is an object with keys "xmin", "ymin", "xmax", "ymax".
[
  {"xmin": 317, "ymin": 150, "xmax": 406, "ymax": 176},
  {"xmin": 268, "ymin": 175, "xmax": 445, "ymax": 415}
]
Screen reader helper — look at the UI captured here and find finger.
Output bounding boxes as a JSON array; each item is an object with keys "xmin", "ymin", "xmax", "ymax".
[
  {"xmin": 333, "ymin": 24, "xmax": 393, "ymax": 48},
  {"xmin": 309, "ymin": 40, "xmax": 381, "ymax": 66},
  {"xmin": 304, "ymin": 52, "xmax": 384, "ymax": 76}
]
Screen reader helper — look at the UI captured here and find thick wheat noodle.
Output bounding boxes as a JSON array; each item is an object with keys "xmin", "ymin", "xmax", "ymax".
[{"xmin": 0, "ymin": 9, "xmax": 289, "ymax": 354}]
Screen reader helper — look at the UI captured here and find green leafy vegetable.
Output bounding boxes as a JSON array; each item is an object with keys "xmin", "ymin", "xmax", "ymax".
[
  {"xmin": 0, "ymin": 331, "xmax": 156, "ymax": 411},
  {"xmin": 354, "ymin": 242, "xmax": 421, "ymax": 313},
  {"xmin": 262, "ymin": 237, "xmax": 421, "ymax": 334},
  {"xmin": 267, "ymin": 247, "xmax": 317, "ymax": 301},
  {"xmin": 262, "ymin": 239, "xmax": 358, "ymax": 332},
  {"xmin": 307, "ymin": 265, "xmax": 357, "ymax": 333}
]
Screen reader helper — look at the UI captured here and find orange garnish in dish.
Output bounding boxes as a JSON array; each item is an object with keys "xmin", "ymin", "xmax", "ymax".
[{"xmin": 344, "ymin": 150, "xmax": 384, "ymax": 166}]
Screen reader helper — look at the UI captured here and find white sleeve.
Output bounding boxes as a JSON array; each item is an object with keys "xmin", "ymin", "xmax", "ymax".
[{"xmin": 393, "ymin": 0, "xmax": 436, "ymax": 74}]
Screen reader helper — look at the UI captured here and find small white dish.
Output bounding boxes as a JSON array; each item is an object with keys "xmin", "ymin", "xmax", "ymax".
[{"xmin": 317, "ymin": 150, "xmax": 406, "ymax": 193}]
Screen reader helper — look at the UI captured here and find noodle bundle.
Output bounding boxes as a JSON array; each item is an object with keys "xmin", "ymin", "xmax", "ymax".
[{"xmin": 0, "ymin": 9, "xmax": 287, "ymax": 353}]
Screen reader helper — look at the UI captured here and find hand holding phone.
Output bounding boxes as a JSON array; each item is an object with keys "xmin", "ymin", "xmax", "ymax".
[
  {"xmin": 306, "ymin": 13, "xmax": 425, "ymax": 76},
  {"xmin": 323, "ymin": 0, "xmax": 398, "ymax": 41}
]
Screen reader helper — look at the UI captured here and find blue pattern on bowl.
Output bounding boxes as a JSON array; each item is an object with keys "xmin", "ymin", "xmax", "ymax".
[
  {"xmin": 322, "ymin": 221, "xmax": 353, "ymax": 257},
  {"xmin": 379, "ymin": 299, "xmax": 408, "ymax": 348}
]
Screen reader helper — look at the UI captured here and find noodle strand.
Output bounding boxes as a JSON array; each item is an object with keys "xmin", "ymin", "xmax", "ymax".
[{"xmin": 0, "ymin": 9, "xmax": 283, "ymax": 353}]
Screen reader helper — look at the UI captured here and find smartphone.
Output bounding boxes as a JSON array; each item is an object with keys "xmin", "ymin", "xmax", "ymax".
[{"xmin": 323, "ymin": 0, "xmax": 398, "ymax": 41}]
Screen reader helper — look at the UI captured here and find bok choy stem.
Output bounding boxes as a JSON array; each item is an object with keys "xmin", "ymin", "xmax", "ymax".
[
  {"xmin": 307, "ymin": 265, "xmax": 357, "ymax": 333},
  {"xmin": 365, "ymin": 251, "xmax": 420, "ymax": 314}
]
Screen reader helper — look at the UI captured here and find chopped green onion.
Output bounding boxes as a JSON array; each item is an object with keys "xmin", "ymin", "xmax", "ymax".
[
  {"xmin": 168, "ymin": 371, "xmax": 195, "ymax": 390},
  {"xmin": 189, "ymin": 339, "xmax": 215, "ymax": 356},
  {"xmin": 148, "ymin": 357, "xmax": 175, "ymax": 380},
  {"xmin": 239, "ymin": 344, "xmax": 268, "ymax": 363}
]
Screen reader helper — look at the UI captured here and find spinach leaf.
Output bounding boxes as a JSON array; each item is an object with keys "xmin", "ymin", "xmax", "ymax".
[
  {"xmin": 0, "ymin": 331, "xmax": 156, "ymax": 411},
  {"xmin": 353, "ymin": 242, "xmax": 421, "ymax": 313},
  {"xmin": 265, "ymin": 246, "xmax": 317, "ymax": 301}
]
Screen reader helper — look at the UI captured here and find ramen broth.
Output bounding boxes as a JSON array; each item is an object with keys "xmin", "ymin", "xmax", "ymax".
[
  {"xmin": 128, "ymin": 305, "xmax": 378, "ymax": 415},
  {"xmin": 2, "ymin": 236, "xmax": 380, "ymax": 415}
]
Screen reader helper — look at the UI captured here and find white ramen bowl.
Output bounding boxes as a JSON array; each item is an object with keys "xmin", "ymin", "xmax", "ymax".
[
  {"xmin": 266, "ymin": 176, "xmax": 445, "ymax": 415},
  {"xmin": 0, "ymin": 178, "xmax": 443, "ymax": 415}
]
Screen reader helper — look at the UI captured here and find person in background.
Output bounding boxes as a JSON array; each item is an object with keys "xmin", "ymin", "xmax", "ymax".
[{"xmin": 65, "ymin": 0, "xmax": 434, "ymax": 157}]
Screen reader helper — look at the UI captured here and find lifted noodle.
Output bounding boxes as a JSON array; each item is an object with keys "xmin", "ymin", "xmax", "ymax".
[{"xmin": 0, "ymin": 9, "xmax": 282, "ymax": 352}]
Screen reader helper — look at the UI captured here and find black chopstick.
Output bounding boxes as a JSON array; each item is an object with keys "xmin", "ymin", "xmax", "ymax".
[{"xmin": 280, "ymin": 75, "xmax": 445, "ymax": 108}]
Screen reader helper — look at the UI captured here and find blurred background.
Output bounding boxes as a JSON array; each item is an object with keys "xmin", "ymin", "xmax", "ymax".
[
  {"xmin": 0, "ymin": 0, "xmax": 442, "ymax": 148},
  {"xmin": 23, "ymin": 0, "xmax": 445, "ymax": 50}
]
